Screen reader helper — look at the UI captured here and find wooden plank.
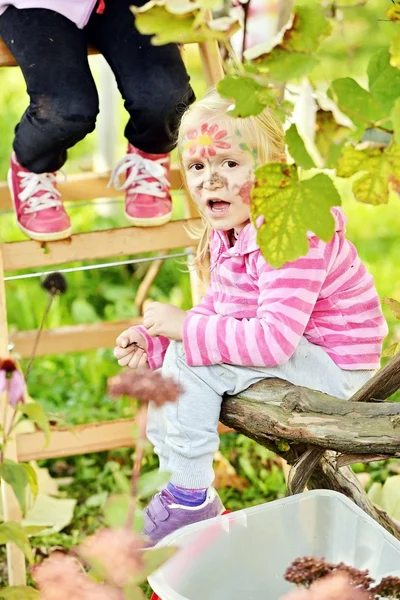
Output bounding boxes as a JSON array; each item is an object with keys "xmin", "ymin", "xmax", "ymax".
[
  {"xmin": 10, "ymin": 319, "xmax": 141, "ymax": 358},
  {"xmin": 3, "ymin": 217, "xmax": 201, "ymax": 271},
  {"xmin": 0, "ymin": 167, "xmax": 183, "ymax": 211},
  {"xmin": 16, "ymin": 420, "xmax": 234, "ymax": 462},
  {"xmin": 0, "ymin": 39, "xmax": 99, "ymax": 67}
]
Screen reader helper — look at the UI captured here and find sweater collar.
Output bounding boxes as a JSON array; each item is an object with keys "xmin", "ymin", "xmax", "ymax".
[{"xmin": 214, "ymin": 220, "xmax": 260, "ymax": 256}]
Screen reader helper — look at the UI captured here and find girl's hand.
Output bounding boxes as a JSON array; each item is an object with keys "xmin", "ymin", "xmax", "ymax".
[
  {"xmin": 143, "ymin": 302, "xmax": 187, "ymax": 340},
  {"xmin": 113, "ymin": 328, "xmax": 149, "ymax": 369}
]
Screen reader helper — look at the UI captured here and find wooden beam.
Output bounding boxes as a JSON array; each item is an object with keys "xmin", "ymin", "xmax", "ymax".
[
  {"xmin": 16, "ymin": 420, "xmax": 233, "ymax": 462},
  {"xmin": 0, "ymin": 168, "xmax": 183, "ymax": 211},
  {"xmin": 10, "ymin": 319, "xmax": 141, "ymax": 357},
  {"xmin": 3, "ymin": 217, "xmax": 201, "ymax": 271}
]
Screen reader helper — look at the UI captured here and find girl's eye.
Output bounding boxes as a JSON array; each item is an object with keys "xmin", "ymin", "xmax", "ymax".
[
  {"xmin": 189, "ymin": 163, "xmax": 204, "ymax": 171},
  {"xmin": 223, "ymin": 160, "xmax": 239, "ymax": 169}
]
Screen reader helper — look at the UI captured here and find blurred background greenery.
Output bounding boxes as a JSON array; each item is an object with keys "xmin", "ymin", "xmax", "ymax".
[{"xmin": 0, "ymin": 0, "xmax": 399, "ymax": 587}]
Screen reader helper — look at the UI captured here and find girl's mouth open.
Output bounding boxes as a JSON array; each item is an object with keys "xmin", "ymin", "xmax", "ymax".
[{"xmin": 208, "ymin": 199, "xmax": 231, "ymax": 214}]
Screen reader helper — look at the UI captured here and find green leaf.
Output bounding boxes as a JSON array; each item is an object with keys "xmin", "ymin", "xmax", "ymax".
[
  {"xmin": 19, "ymin": 464, "xmax": 38, "ymax": 502},
  {"xmin": 217, "ymin": 76, "xmax": 274, "ymax": 118},
  {"xmin": 249, "ymin": 6, "xmax": 331, "ymax": 81},
  {"xmin": 392, "ymin": 98, "xmax": 400, "ymax": 145},
  {"xmin": 123, "ymin": 586, "xmax": 147, "ymax": 600},
  {"xmin": 107, "ymin": 461, "xmax": 130, "ymax": 493},
  {"xmin": 130, "ymin": 547, "xmax": 177, "ymax": 585},
  {"xmin": 367, "ymin": 49, "xmax": 400, "ymax": 113},
  {"xmin": 71, "ymin": 298, "xmax": 98, "ymax": 324},
  {"xmin": 23, "ymin": 525, "xmax": 50, "ymax": 537},
  {"xmin": 381, "ymin": 476, "xmax": 400, "ymax": 520},
  {"xmin": 131, "ymin": 4, "xmax": 239, "ymax": 46},
  {"xmin": 336, "ymin": 144, "xmax": 400, "ymax": 205},
  {"xmin": 19, "ymin": 402, "xmax": 50, "ymax": 446},
  {"xmin": 251, "ymin": 164, "xmax": 340, "ymax": 268},
  {"xmin": 390, "ymin": 32, "xmax": 400, "ymax": 69},
  {"xmin": 285, "ymin": 124, "xmax": 315, "ymax": 169},
  {"xmin": 0, "ymin": 586, "xmax": 39, "ymax": 599},
  {"xmin": 104, "ymin": 494, "xmax": 144, "ymax": 532},
  {"xmin": 0, "ymin": 522, "xmax": 33, "ymax": 564},
  {"xmin": 137, "ymin": 470, "xmax": 171, "ymax": 499},
  {"xmin": 328, "ymin": 78, "xmax": 385, "ymax": 138},
  {"xmin": 315, "ymin": 109, "xmax": 352, "ymax": 169},
  {"xmin": 23, "ymin": 493, "xmax": 77, "ymax": 535},
  {"xmin": 0, "ymin": 460, "xmax": 29, "ymax": 514}
]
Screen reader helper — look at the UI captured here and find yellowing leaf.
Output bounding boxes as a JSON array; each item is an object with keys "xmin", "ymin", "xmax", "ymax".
[
  {"xmin": 131, "ymin": 3, "xmax": 240, "ymax": 46},
  {"xmin": 0, "ymin": 586, "xmax": 39, "ymax": 599},
  {"xmin": 247, "ymin": 6, "xmax": 331, "ymax": 81},
  {"xmin": 315, "ymin": 110, "xmax": 352, "ymax": 168},
  {"xmin": 384, "ymin": 297, "xmax": 400, "ymax": 319},
  {"xmin": 387, "ymin": 2, "xmax": 400, "ymax": 22},
  {"xmin": 251, "ymin": 164, "xmax": 340, "ymax": 268},
  {"xmin": 392, "ymin": 98, "xmax": 400, "ymax": 145},
  {"xmin": 390, "ymin": 31, "xmax": 400, "ymax": 68},
  {"xmin": 337, "ymin": 144, "xmax": 400, "ymax": 205},
  {"xmin": 382, "ymin": 342, "xmax": 400, "ymax": 359}
]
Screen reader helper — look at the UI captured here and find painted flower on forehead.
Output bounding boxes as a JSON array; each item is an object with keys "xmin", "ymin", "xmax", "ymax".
[
  {"xmin": 184, "ymin": 122, "xmax": 231, "ymax": 157},
  {"xmin": 0, "ymin": 358, "xmax": 26, "ymax": 407}
]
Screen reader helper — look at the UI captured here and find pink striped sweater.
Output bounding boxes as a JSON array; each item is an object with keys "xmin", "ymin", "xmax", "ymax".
[{"xmin": 137, "ymin": 208, "xmax": 387, "ymax": 371}]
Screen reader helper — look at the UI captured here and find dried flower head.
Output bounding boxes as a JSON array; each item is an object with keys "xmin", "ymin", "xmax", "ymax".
[
  {"xmin": 77, "ymin": 528, "xmax": 144, "ymax": 588},
  {"xmin": 33, "ymin": 552, "xmax": 122, "ymax": 600},
  {"xmin": 372, "ymin": 575, "xmax": 400, "ymax": 598},
  {"xmin": 281, "ymin": 573, "xmax": 371, "ymax": 600},
  {"xmin": 41, "ymin": 272, "xmax": 68, "ymax": 296},
  {"xmin": 107, "ymin": 368, "xmax": 182, "ymax": 406},
  {"xmin": 0, "ymin": 358, "xmax": 26, "ymax": 407},
  {"xmin": 285, "ymin": 557, "xmax": 334, "ymax": 587}
]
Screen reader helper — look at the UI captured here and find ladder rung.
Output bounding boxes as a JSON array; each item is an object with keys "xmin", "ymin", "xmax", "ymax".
[
  {"xmin": 3, "ymin": 217, "xmax": 201, "ymax": 271},
  {"xmin": 0, "ymin": 167, "xmax": 183, "ymax": 210},
  {"xmin": 11, "ymin": 318, "xmax": 141, "ymax": 357},
  {"xmin": 16, "ymin": 419, "xmax": 234, "ymax": 461}
]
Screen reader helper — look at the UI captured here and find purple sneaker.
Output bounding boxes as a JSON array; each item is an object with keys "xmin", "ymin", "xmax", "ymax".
[{"xmin": 143, "ymin": 487, "xmax": 224, "ymax": 546}]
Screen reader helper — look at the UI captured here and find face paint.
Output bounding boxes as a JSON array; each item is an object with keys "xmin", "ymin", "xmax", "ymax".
[{"xmin": 182, "ymin": 120, "xmax": 256, "ymax": 233}]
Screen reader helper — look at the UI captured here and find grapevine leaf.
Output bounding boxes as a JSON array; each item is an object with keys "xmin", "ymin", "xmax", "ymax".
[
  {"xmin": 285, "ymin": 124, "xmax": 315, "ymax": 169},
  {"xmin": 328, "ymin": 78, "xmax": 385, "ymax": 138},
  {"xmin": 0, "ymin": 522, "xmax": 33, "ymax": 564},
  {"xmin": 131, "ymin": 3, "xmax": 240, "ymax": 46},
  {"xmin": 336, "ymin": 144, "xmax": 400, "ymax": 204},
  {"xmin": 251, "ymin": 164, "xmax": 340, "ymax": 268},
  {"xmin": 392, "ymin": 98, "xmax": 400, "ymax": 144},
  {"xmin": 0, "ymin": 460, "xmax": 29, "ymax": 514},
  {"xmin": 217, "ymin": 76, "xmax": 277, "ymax": 118},
  {"xmin": 386, "ymin": 2, "xmax": 400, "ymax": 22},
  {"xmin": 0, "ymin": 586, "xmax": 39, "ymax": 600},
  {"xmin": 382, "ymin": 342, "xmax": 400, "ymax": 358},
  {"xmin": 384, "ymin": 297, "xmax": 400, "ymax": 319},
  {"xmin": 367, "ymin": 49, "xmax": 400, "ymax": 113},
  {"xmin": 390, "ymin": 32, "xmax": 400, "ymax": 69},
  {"xmin": 315, "ymin": 109, "xmax": 352, "ymax": 168},
  {"xmin": 249, "ymin": 6, "xmax": 331, "ymax": 81}
]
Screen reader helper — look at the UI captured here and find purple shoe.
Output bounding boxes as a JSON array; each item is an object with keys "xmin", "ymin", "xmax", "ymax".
[{"xmin": 143, "ymin": 487, "xmax": 224, "ymax": 546}]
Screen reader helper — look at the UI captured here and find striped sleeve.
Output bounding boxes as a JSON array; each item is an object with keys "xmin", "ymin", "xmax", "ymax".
[
  {"xmin": 134, "ymin": 325, "xmax": 170, "ymax": 371},
  {"xmin": 182, "ymin": 241, "xmax": 328, "ymax": 367}
]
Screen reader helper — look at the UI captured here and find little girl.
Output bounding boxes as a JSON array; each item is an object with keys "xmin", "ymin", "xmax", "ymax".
[
  {"xmin": 0, "ymin": 0, "xmax": 194, "ymax": 241},
  {"xmin": 114, "ymin": 90, "xmax": 388, "ymax": 546}
]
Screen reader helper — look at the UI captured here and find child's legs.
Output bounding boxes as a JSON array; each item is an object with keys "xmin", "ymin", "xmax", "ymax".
[
  {"xmin": 85, "ymin": 0, "xmax": 195, "ymax": 154},
  {"xmin": 0, "ymin": 7, "xmax": 99, "ymax": 173}
]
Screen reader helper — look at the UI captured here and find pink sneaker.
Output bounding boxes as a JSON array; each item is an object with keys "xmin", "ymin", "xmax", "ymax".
[
  {"xmin": 8, "ymin": 153, "xmax": 71, "ymax": 242},
  {"xmin": 110, "ymin": 144, "xmax": 172, "ymax": 227}
]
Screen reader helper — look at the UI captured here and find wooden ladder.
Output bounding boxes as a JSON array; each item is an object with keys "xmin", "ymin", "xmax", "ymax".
[{"xmin": 0, "ymin": 35, "xmax": 224, "ymax": 585}]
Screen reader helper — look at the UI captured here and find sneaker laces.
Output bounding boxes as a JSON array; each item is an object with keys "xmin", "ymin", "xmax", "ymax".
[
  {"xmin": 109, "ymin": 153, "xmax": 170, "ymax": 199},
  {"xmin": 18, "ymin": 171, "xmax": 65, "ymax": 214}
]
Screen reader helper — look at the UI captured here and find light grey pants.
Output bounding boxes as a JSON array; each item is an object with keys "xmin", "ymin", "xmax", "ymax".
[{"xmin": 147, "ymin": 337, "xmax": 373, "ymax": 489}]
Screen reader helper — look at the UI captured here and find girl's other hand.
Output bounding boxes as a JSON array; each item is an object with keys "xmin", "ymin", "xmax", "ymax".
[
  {"xmin": 143, "ymin": 302, "xmax": 186, "ymax": 340},
  {"xmin": 113, "ymin": 328, "xmax": 149, "ymax": 369}
]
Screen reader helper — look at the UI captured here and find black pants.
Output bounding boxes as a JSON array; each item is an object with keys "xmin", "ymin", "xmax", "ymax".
[{"xmin": 0, "ymin": 1, "xmax": 195, "ymax": 173}]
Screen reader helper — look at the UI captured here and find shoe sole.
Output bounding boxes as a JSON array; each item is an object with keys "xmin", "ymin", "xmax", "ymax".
[
  {"xmin": 8, "ymin": 169, "xmax": 72, "ymax": 242},
  {"xmin": 124, "ymin": 211, "xmax": 173, "ymax": 227}
]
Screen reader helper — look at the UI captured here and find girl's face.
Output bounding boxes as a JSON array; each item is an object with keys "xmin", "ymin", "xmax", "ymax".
[{"xmin": 181, "ymin": 120, "xmax": 258, "ymax": 233}]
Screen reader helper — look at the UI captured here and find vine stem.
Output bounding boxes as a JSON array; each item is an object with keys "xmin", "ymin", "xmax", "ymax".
[
  {"xmin": 125, "ymin": 404, "xmax": 148, "ymax": 531},
  {"xmin": 24, "ymin": 293, "xmax": 55, "ymax": 383}
]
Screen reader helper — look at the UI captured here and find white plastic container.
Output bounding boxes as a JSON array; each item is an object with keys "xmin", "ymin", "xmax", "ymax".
[{"xmin": 148, "ymin": 490, "xmax": 400, "ymax": 600}]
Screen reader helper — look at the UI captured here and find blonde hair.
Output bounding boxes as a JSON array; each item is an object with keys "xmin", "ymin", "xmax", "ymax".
[{"xmin": 177, "ymin": 88, "xmax": 285, "ymax": 276}]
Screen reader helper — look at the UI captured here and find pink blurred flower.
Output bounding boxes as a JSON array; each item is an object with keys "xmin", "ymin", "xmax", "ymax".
[
  {"xmin": 0, "ymin": 358, "xmax": 26, "ymax": 407},
  {"xmin": 33, "ymin": 552, "xmax": 122, "ymax": 600},
  {"xmin": 108, "ymin": 368, "xmax": 182, "ymax": 407},
  {"xmin": 77, "ymin": 528, "xmax": 144, "ymax": 588}
]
